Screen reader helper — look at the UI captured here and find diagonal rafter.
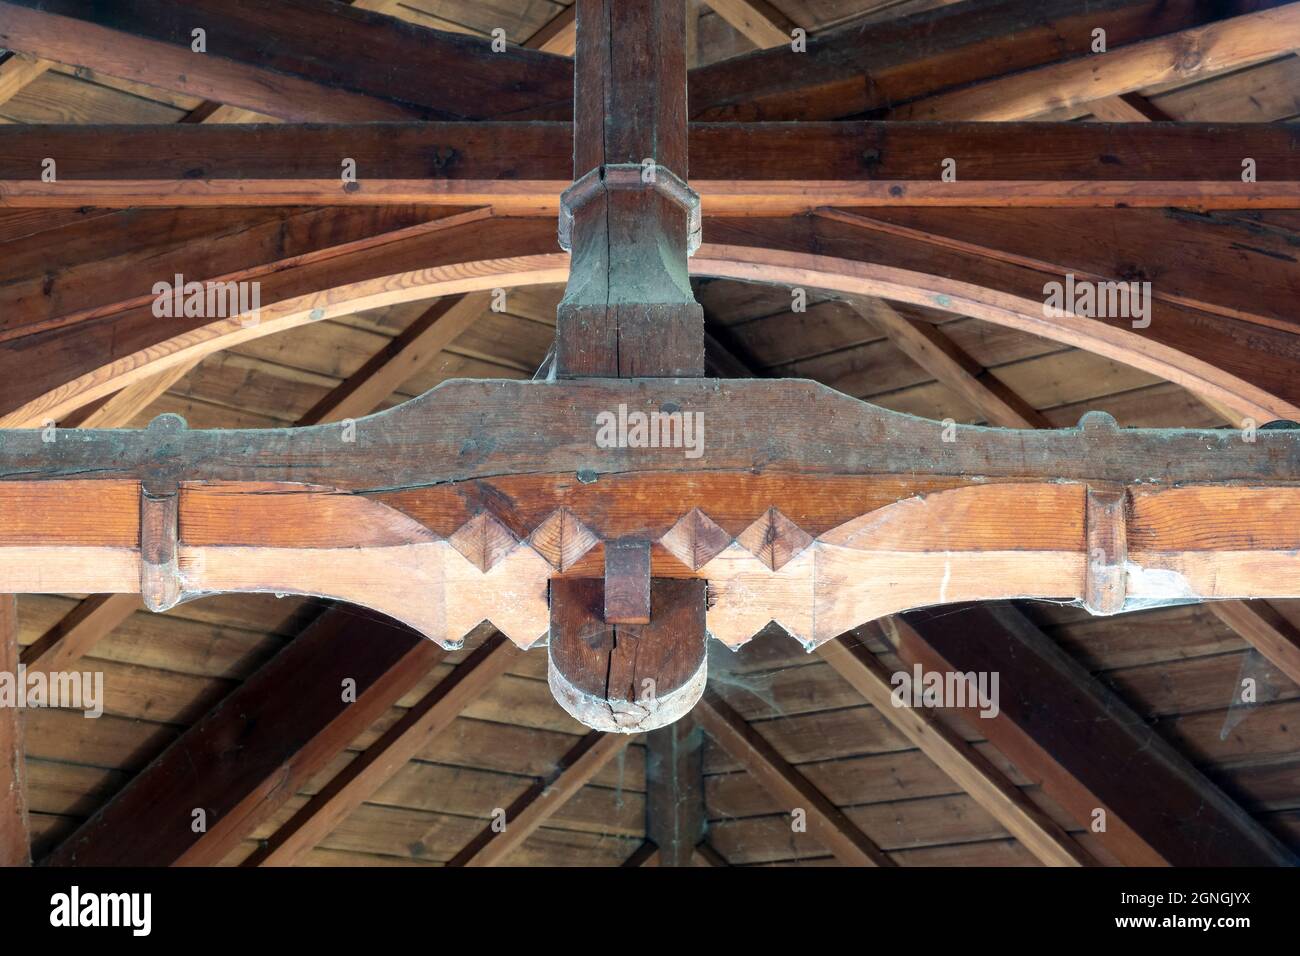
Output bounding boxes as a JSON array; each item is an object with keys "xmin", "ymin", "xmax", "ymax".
[
  {"xmin": 448, "ymin": 731, "xmax": 631, "ymax": 866},
  {"xmin": 818, "ymin": 637, "xmax": 1093, "ymax": 866},
  {"xmin": 694, "ymin": 688, "xmax": 894, "ymax": 866},
  {"xmin": 245, "ymin": 632, "xmax": 519, "ymax": 866},
  {"xmin": 892, "ymin": 604, "xmax": 1296, "ymax": 866},
  {"xmin": 44, "ymin": 606, "xmax": 446, "ymax": 866},
  {"xmin": 690, "ymin": 0, "xmax": 1286, "ymax": 120},
  {"xmin": 0, "ymin": 0, "xmax": 573, "ymax": 121}
]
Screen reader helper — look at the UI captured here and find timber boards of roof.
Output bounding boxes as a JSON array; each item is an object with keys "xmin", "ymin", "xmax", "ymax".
[{"xmin": 6, "ymin": 0, "xmax": 1300, "ymax": 867}]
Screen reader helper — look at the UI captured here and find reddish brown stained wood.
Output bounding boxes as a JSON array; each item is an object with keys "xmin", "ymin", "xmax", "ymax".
[
  {"xmin": 0, "ymin": 0, "xmax": 573, "ymax": 122},
  {"xmin": 20, "ymin": 593, "xmax": 139, "ymax": 675},
  {"xmin": 246, "ymin": 634, "xmax": 519, "ymax": 867},
  {"xmin": 605, "ymin": 537, "xmax": 652, "ymax": 624},
  {"xmin": 43, "ymin": 608, "xmax": 444, "ymax": 866},
  {"xmin": 549, "ymin": 578, "xmax": 708, "ymax": 732},
  {"xmin": 694, "ymin": 688, "xmax": 894, "ymax": 867},
  {"xmin": 449, "ymin": 730, "xmax": 631, "ymax": 866},
  {"xmin": 1085, "ymin": 487, "xmax": 1129, "ymax": 615},
  {"xmin": 892, "ymin": 604, "xmax": 1296, "ymax": 866},
  {"xmin": 646, "ymin": 717, "xmax": 706, "ymax": 866},
  {"xmin": 139, "ymin": 484, "xmax": 180, "ymax": 613},
  {"xmin": 1206, "ymin": 600, "xmax": 1300, "ymax": 688},
  {"xmin": 817, "ymin": 636, "xmax": 1093, "ymax": 867},
  {"xmin": 0, "ymin": 594, "xmax": 29, "ymax": 866}
]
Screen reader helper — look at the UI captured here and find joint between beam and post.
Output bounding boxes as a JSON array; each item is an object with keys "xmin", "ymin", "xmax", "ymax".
[
  {"xmin": 1084, "ymin": 485, "xmax": 1128, "ymax": 615},
  {"xmin": 558, "ymin": 163, "xmax": 702, "ymax": 256},
  {"xmin": 139, "ymin": 481, "xmax": 181, "ymax": 613}
]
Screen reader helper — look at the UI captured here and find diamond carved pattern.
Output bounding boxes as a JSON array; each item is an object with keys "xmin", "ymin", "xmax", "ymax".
[
  {"xmin": 527, "ymin": 507, "xmax": 599, "ymax": 570},
  {"xmin": 735, "ymin": 507, "xmax": 813, "ymax": 571},
  {"xmin": 448, "ymin": 512, "xmax": 519, "ymax": 572},
  {"xmin": 660, "ymin": 508, "xmax": 732, "ymax": 570}
]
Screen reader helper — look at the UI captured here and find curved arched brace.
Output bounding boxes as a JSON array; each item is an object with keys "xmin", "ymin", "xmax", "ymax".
[
  {"xmin": 6, "ymin": 231, "xmax": 1294, "ymax": 428},
  {"xmin": 5, "ymin": 476, "xmax": 1300, "ymax": 651}
]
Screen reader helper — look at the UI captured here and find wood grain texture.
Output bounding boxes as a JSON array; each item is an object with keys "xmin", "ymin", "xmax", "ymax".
[
  {"xmin": 646, "ymin": 718, "xmax": 706, "ymax": 865},
  {"xmin": 895, "ymin": 5, "xmax": 1299, "ymax": 120},
  {"xmin": 549, "ymin": 578, "xmax": 708, "ymax": 731},
  {"xmin": 5, "ymin": 121, "xmax": 1300, "ymax": 211},
  {"xmin": 690, "ymin": 0, "xmax": 1283, "ymax": 120},
  {"xmin": 11, "ymin": 208, "xmax": 1298, "ymax": 428},
  {"xmin": 246, "ymin": 634, "xmax": 519, "ymax": 867},
  {"xmin": 695, "ymin": 688, "xmax": 894, "ymax": 866},
  {"xmin": 43, "ymin": 606, "xmax": 445, "ymax": 866},
  {"xmin": 893, "ymin": 604, "xmax": 1296, "ymax": 865},
  {"xmin": 817, "ymin": 636, "xmax": 1093, "ymax": 867},
  {"xmin": 0, "ymin": 0, "xmax": 572, "ymax": 121},
  {"xmin": 449, "ymin": 731, "xmax": 630, "ymax": 866},
  {"xmin": 0, "ymin": 594, "xmax": 29, "ymax": 866}
]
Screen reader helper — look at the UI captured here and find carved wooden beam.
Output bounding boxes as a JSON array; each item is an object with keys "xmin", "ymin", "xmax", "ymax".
[
  {"xmin": 2, "ymin": 381, "xmax": 1300, "ymax": 673},
  {"xmin": 4, "ymin": 121, "xmax": 1299, "ymax": 211}
]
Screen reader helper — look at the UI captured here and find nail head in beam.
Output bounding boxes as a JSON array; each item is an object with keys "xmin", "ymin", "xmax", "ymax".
[{"xmin": 549, "ymin": 578, "xmax": 708, "ymax": 732}]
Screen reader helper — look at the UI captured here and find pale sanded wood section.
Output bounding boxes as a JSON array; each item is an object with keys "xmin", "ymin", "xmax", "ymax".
[
  {"xmin": 246, "ymin": 634, "xmax": 519, "ymax": 866},
  {"xmin": 896, "ymin": 5, "xmax": 1300, "ymax": 120},
  {"xmin": 449, "ymin": 731, "xmax": 631, "ymax": 866},
  {"xmin": 817, "ymin": 635, "xmax": 1093, "ymax": 867},
  {"xmin": 20, "ymin": 592, "xmax": 140, "ymax": 675},
  {"xmin": 0, "ymin": 594, "xmax": 29, "ymax": 866},
  {"xmin": 1084, "ymin": 486, "xmax": 1128, "ymax": 615},
  {"xmin": 703, "ymin": 0, "xmax": 798, "ymax": 48},
  {"xmin": 526, "ymin": 4, "xmax": 578, "ymax": 55},
  {"xmin": 695, "ymin": 688, "xmax": 893, "ymax": 866},
  {"xmin": 1206, "ymin": 600, "xmax": 1300, "ymax": 688},
  {"xmin": 0, "ymin": 51, "xmax": 49, "ymax": 106}
]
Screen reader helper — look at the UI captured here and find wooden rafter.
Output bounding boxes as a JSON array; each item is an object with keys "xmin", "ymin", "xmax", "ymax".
[
  {"xmin": 0, "ymin": 0, "xmax": 572, "ymax": 121},
  {"xmin": 891, "ymin": 606, "xmax": 1295, "ymax": 865},
  {"xmin": 703, "ymin": 0, "xmax": 797, "ymax": 48},
  {"xmin": 9, "ymin": 210, "xmax": 1300, "ymax": 432},
  {"xmin": 817, "ymin": 638, "xmax": 1093, "ymax": 867},
  {"xmin": 895, "ymin": 4, "xmax": 1296, "ymax": 120},
  {"xmin": 690, "ymin": 0, "xmax": 1286, "ymax": 120},
  {"xmin": 448, "ymin": 731, "xmax": 631, "ymax": 866},
  {"xmin": 695, "ymin": 689, "xmax": 894, "ymax": 866},
  {"xmin": 0, "ymin": 594, "xmax": 29, "ymax": 866},
  {"xmin": 0, "ymin": 49, "xmax": 48, "ymax": 106},
  {"xmin": 44, "ymin": 608, "xmax": 444, "ymax": 866},
  {"xmin": 246, "ymin": 633, "xmax": 519, "ymax": 867}
]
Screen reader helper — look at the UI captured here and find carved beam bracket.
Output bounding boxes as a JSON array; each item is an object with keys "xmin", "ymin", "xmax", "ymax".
[{"xmin": 558, "ymin": 163, "xmax": 702, "ymax": 256}]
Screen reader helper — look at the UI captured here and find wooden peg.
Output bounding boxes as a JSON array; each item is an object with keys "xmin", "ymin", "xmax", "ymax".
[
  {"xmin": 140, "ymin": 481, "xmax": 181, "ymax": 612},
  {"xmin": 1084, "ymin": 485, "xmax": 1128, "ymax": 615}
]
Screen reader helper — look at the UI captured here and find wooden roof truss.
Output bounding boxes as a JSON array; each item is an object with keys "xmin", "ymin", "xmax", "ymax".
[{"xmin": 1, "ymin": 0, "xmax": 1299, "ymax": 866}]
